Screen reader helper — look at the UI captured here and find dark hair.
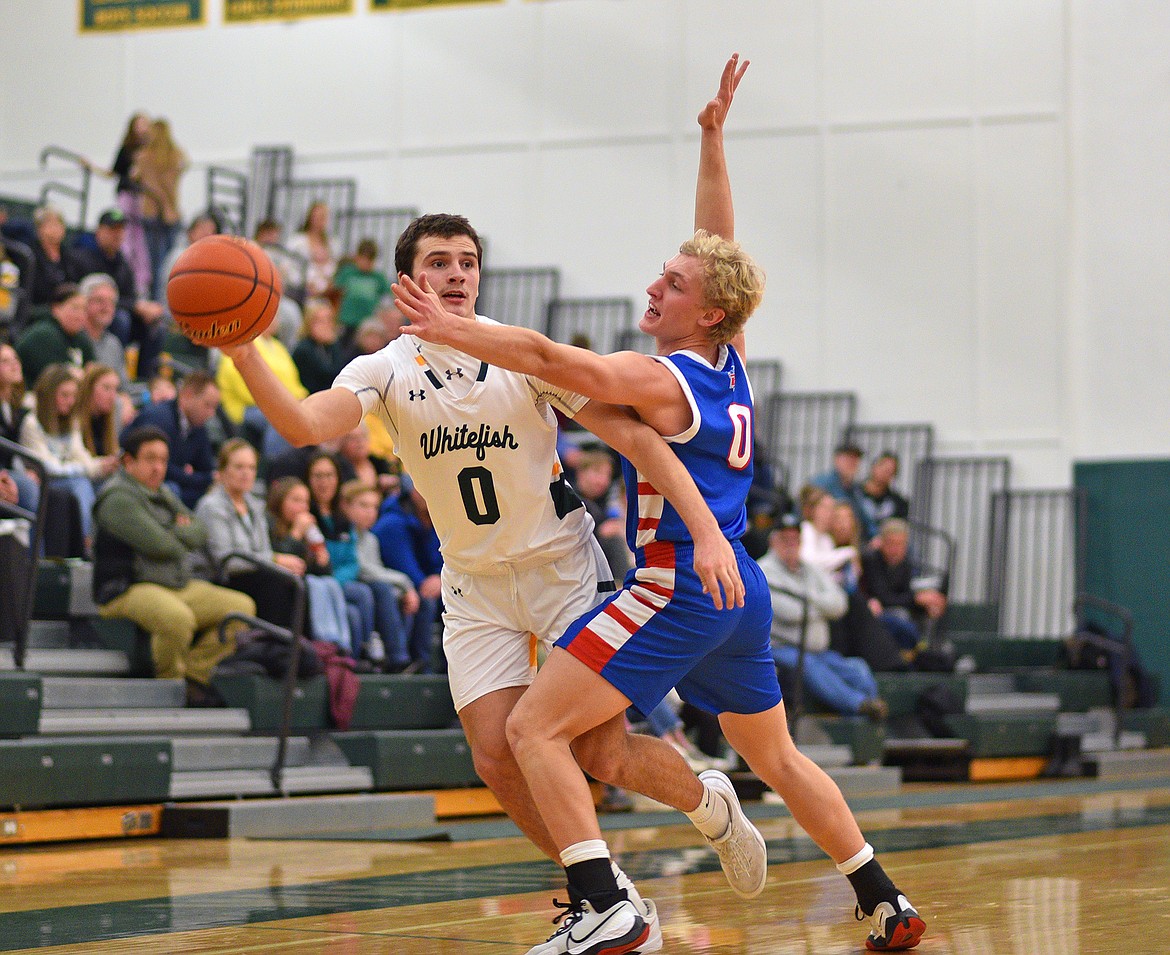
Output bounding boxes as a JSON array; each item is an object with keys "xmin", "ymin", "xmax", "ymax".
[
  {"xmin": 121, "ymin": 424, "xmax": 170, "ymax": 458},
  {"xmin": 50, "ymin": 282, "xmax": 82, "ymax": 306},
  {"xmin": 394, "ymin": 213, "xmax": 482, "ymax": 278},
  {"xmin": 355, "ymin": 238, "xmax": 378, "ymax": 260},
  {"xmin": 178, "ymin": 369, "xmax": 216, "ymax": 395},
  {"xmin": 266, "ymin": 475, "xmax": 307, "ymax": 537},
  {"xmin": 876, "ymin": 450, "xmax": 900, "ymax": 465}
]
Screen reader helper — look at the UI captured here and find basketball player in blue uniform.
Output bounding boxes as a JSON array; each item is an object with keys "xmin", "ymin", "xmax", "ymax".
[{"xmin": 395, "ymin": 54, "xmax": 925, "ymax": 954}]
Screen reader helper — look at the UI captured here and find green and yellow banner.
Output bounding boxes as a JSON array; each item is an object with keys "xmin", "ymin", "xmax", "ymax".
[
  {"xmin": 224, "ymin": 0, "xmax": 353, "ymax": 22},
  {"xmin": 80, "ymin": 0, "xmax": 203, "ymax": 32},
  {"xmin": 371, "ymin": 0, "xmax": 502, "ymax": 10}
]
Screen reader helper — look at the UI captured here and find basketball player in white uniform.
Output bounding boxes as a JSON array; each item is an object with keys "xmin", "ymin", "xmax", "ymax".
[{"xmin": 220, "ymin": 212, "xmax": 752, "ymax": 951}]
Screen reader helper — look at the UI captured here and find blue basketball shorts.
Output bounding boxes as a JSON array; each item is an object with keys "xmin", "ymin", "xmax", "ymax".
[{"xmin": 555, "ymin": 539, "xmax": 782, "ymax": 718}]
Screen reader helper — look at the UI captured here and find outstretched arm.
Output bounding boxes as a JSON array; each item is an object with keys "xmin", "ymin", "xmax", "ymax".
[
  {"xmin": 575, "ymin": 400, "xmax": 744, "ymax": 610},
  {"xmin": 395, "ymin": 274, "xmax": 681, "ymax": 413},
  {"xmin": 695, "ymin": 53, "xmax": 747, "ymax": 241},
  {"xmin": 220, "ymin": 342, "xmax": 362, "ymax": 446}
]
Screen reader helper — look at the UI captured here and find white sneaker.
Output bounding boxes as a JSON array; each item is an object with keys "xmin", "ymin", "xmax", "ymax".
[
  {"xmin": 365, "ymin": 633, "xmax": 385, "ymax": 663},
  {"xmin": 525, "ymin": 895, "xmax": 649, "ymax": 955},
  {"xmin": 857, "ymin": 894, "xmax": 926, "ymax": 951},
  {"xmin": 612, "ymin": 864, "xmax": 662, "ymax": 953},
  {"xmin": 697, "ymin": 769, "xmax": 767, "ymax": 898}
]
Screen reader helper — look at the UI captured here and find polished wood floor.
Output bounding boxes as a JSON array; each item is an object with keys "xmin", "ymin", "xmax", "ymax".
[{"xmin": 3, "ymin": 775, "xmax": 1169, "ymax": 953}]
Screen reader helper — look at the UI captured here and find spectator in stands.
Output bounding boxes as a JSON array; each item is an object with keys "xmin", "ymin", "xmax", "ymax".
[
  {"xmin": 811, "ymin": 442, "xmax": 867, "ymax": 529},
  {"xmin": 286, "ymin": 201, "xmax": 337, "ymax": 299},
  {"xmin": 0, "ymin": 238, "xmax": 22, "ymax": 332},
  {"xmin": 159, "ymin": 210, "xmax": 221, "ymax": 295},
  {"xmin": 862, "ymin": 517, "xmax": 947, "ymax": 652},
  {"xmin": 15, "ymin": 283, "xmax": 94, "ymax": 387},
  {"xmin": 77, "ymin": 363, "xmax": 132, "ymax": 459},
  {"xmin": 266, "ymin": 475, "xmax": 356, "ymax": 655},
  {"xmin": 799, "ymin": 484, "xmax": 858, "ymax": 578},
  {"xmin": 306, "ymin": 451, "xmax": 396, "ymax": 667},
  {"xmin": 0, "ymin": 470, "xmax": 28, "ymax": 642},
  {"xmin": 341, "ymin": 316, "xmax": 392, "ymax": 365},
  {"xmin": 129, "ymin": 370, "xmax": 219, "ymax": 509},
  {"xmin": 67, "ymin": 208, "xmax": 166, "ymax": 379},
  {"xmin": 20, "ymin": 364, "xmax": 119, "ymax": 545},
  {"xmin": 0, "ymin": 343, "xmax": 37, "ymax": 513},
  {"xmin": 148, "ymin": 373, "xmax": 177, "ymax": 405},
  {"xmin": 829, "ymin": 498, "xmax": 864, "ymax": 594},
  {"xmin": 291, "ymin": 297, "xmax": 347, "ymax": 394},
  {"xmin": 79, "ymin": 273, "xmax": 128, "ymax": 385},
  {"xmin": 371, "ymin": 472, "xmax": 443, "ymax": 675},
  {"xmin": 858, "ymin": 451, "xmax": 910, "ymax": 542},
  {"xmin": 337, "ymin": 421, "xmax": 399, "ymax": 497},
  {"xmin": 93, "ymin": 425, "xmax": 254, "ymax": 706},
  {"xmin": 574, "ymin": 447, "xmax": 632, "ymax": 579},
  {"xmin": 193, "ymin": 438, "xmax": 305, "ymax": 629},
  {"xmin": 216, "ymin": 311, "xmax": 305, "ymax": 458},
  {"xmin": 88, "ymin": 113, "xmax": 152, "ymax": 296},
  {"xmin": 341, "ymin": 480, "xmax": 421, "ymax": 673},
  {"xmin": 333, "ymin": 239, "xmax": 391, "ymax": 343},
  {"xmin": 28, "ymin": 205, "xmax": 70, "ymax": 308},
  {"xmin": 758, "ymin": 512, "xmax": 887, "ymax": 721},
  {"xmin": 132, "ymin": 118, "xmax": 187, "ymax": 299}
]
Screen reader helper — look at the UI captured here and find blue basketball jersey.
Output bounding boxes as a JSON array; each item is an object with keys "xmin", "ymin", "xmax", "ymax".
[{"xmin": 621, "ymin": 344, "xmax": 754, "ymax": 549}]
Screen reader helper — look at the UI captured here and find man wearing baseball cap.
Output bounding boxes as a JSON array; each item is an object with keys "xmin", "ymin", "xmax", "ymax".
[{"xmin": 67, "ymin": 208, "xmax": 166, "ymax": 379}]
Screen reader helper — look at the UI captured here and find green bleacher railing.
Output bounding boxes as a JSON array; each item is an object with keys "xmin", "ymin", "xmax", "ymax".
[{"xmin": 38, "ymin": 145, "xmax": 94, "ymax": 230}]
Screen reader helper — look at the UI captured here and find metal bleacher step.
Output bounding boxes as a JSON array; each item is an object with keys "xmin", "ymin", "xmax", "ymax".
[
  {"xmin": 40, "ymin": 677, "xmax": 185, "ymax": 709},
  {"xmin": 161, "ymin": 791, "xmax": 434, "ymax": 838},
  {"xmin": 170, "ymin": 735, "xmax": 313, "ymax": 772},
  {"xmin": 0, "ymin": 647, "xmax": 131, "ymax": 676},
  {"xmin": 795, "ymin": 743, "xmax": 854, "ymax": 768},
  {"xmin": 965, "ymin": 673, "xmax": 1017, "ymax": 695},
  {"xmin": 39, "ymin": 707, "xmax": 251, "ymax": 735},
  {"xmin": 168, "ymin": 765, "xmax": 375, "ymax": 800},
  {"xmin": 1082, "ymin": 747, "xmax": 1170, "ymax": 779},
  {"xmin": 964, "ymin": 692, "xmax": 1061, "ymax": 714}
]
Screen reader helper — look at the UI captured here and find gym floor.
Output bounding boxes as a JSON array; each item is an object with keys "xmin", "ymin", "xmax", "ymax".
[{"xmin": 2, "ymin": 774, "xmax": 1169, "ymax": 953}]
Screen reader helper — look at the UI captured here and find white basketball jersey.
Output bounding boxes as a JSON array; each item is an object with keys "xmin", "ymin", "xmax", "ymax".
[{"xmin": 334, "ymin": 318, "xmax": 596, "ymax": 575}]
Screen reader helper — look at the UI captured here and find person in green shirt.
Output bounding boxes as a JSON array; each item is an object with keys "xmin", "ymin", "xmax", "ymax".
[
  {"xmin": 333, "ymin": 239, "xmax": 391, "ymax": 339},
  {"xmin": 15, "ymin": 283, "xmax": 95, "ymax": 387}
]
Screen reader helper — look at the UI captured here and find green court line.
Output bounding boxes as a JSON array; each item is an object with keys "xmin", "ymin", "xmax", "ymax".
[{"xmin": 5, "ymin": 798, "xmax": 1170, "ymax": 951}]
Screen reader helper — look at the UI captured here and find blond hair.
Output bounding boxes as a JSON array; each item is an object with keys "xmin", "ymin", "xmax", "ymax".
[{"xmin": 678, "ymin": 229, "xmax": 765, "ymax": 346}]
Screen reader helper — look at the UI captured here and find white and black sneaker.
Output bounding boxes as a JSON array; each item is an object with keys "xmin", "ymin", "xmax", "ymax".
[
  {"xmin": 698, "ymin": 769, "xmax": 768, "ymax": 898},
  {"xmin": 525, "ymin": 890, "xmax": 649, "ymax": 955},
  {"xmin": 857, "ymin": 894, "xmax": 926, "ymax": 951}
]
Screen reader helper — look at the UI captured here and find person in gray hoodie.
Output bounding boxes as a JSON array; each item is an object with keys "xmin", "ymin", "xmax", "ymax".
[{"xmin": 93, "ymin": 425, "xmax": 254, "ymax": 705}]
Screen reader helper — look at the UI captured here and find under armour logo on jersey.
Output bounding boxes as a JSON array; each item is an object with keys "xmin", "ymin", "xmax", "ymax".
[
  {"xmin": 445, "ymin": 368, "xmax": 464, "ymax": 380},
  {"xmin": 450, "ymin": 586, "xmax": 463, "ymax": 596},
  {"xmin": 409, "ymin": 389, "xmax": 426, "ymax": 401}
]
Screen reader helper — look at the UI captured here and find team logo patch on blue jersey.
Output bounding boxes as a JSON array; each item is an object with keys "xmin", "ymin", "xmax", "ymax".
[{"xmin": 728, "ymin": 367, "xmax": 736, "ymax": 389}]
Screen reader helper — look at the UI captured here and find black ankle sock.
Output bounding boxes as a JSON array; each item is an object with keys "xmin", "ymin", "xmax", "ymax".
[
  {"xmin": 565, "ymin": 859, "xmax": 626, "ymax": 912},
  {"xmin": 846, "ymin": 858, "xmax": 899, "ymax": 916}
]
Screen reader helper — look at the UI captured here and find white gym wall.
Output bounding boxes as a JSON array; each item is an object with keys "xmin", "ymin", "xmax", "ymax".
[{"xmin": 1, "ymin": 0, "xmax": 1165, "ymax": 485}]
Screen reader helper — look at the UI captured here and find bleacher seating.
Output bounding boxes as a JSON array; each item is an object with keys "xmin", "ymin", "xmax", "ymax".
[
  {"xmin": 546, "ymin": 297, "xmax": 634, "ymax": 353},
  {"xmin": 477, "ymin": 266, "xmax": 560, "ymax": 331},
  {"xmin": 758, "ymin": 390, "xmax": 857, "ymax": 493}
]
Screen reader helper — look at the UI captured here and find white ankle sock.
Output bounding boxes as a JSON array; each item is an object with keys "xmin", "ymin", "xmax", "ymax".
[
  {"xmin": 560, "ymin": 839, "xmax": 611, "ymax": 868},
  {"xmin": 836, "ymin": 842, "xmax": 875, "ymax": 875},
  {"xmin": 685, "ymin": 781, "xmax": 731, "ymax": 839}
]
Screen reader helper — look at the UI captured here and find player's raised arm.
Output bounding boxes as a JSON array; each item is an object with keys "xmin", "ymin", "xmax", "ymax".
[
  {"xmin": 220, "ymin": 342, "xmax": 362, "ymax": 446},
  {"xmin": 576, "ymin": 401, "xmax": 745, "ymax": 610},
  {"xmin": 394, "ymin": 273, "xmax": 681, "ymax": 411},
  {"xmin": 695, "ymin": 53, "xmax": 747, "ymax": 241}
]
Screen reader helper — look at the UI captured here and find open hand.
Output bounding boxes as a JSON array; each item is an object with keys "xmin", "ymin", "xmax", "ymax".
[
  {"xmin": 394, "ymin": 274, "xmax": 459, "ymax": 344},
  {"xmin": 693, "ymin": 533, "xmax": 745, "ymax": 611},
  {"xmin": 698, "ymin": 53, "xmax": 748, "ymax": 131}
]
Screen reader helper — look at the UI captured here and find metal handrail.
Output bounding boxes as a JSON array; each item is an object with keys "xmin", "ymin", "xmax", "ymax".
[
  {"xmin": 0, "ymin": 437, "xmax": 48, "ymax": 669},
  {"xmin": 1074, "ymin": 593, "xmax": 1137, "ymax": 748},
  {"xmin": 215, "ymin": 550, "xmax": 306, "ymax": 794},
  {"xmin": 38, "ymin": 146, "xmax": 94, "ymax": 229}
]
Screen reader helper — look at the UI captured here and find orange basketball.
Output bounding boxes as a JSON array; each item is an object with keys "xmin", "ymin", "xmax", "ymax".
[{"xmin": 167, "ymin": 235, "xmax": 282, "ymax": 348}]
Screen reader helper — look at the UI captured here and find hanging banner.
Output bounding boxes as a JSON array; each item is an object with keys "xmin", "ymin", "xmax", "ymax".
[
  {"xmin": 225, "ymin": 0, "xmax": 353, "ymax": 22},
  {"xmin": 80, "ymin": 0, "xmax": 203, "ymax": 32},
  {"xmin": 371, "ymin": 0, "xmax": 502, "ymax": 10}
]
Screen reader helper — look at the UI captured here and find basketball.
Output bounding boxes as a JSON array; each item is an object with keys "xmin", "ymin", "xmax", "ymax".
[{"xmin": 166, "ymin": 235, "xmax": 282, "ymax": 348}]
